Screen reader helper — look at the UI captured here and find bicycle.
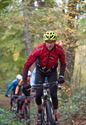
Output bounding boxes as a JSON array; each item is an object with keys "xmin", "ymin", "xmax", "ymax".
[
  {"xmin": 33, "ymin": 81, "xmax": 60, "ymax": 125},
  {"xmin": 7, "ymin": 93, "xmax": 31, "ymax": 125},
  {"xmin": 7, "ymin": 94, "xmax": 18, "ymax": 113},
  {"xmin": 15, "ymin": 95, "xmax": 31, "ymax": 125}
]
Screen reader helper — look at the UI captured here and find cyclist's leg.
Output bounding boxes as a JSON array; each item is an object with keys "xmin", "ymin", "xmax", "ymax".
[
  {"xmin": 48, "ymin": 70, "xmax": 60, "ymax": 121},
  {"xmin": 16, "ymin": 96, "xmax": 25, "ymax": 119},
  {"xmin": 10, "ymin": 90, "xmax": 15, "ymax": 108},
  {"xmin": 35, "ymin": 69, "xmax": 44, "ymax": 112},
  {"xmin": 18, "ymin": 96, "xmax": 25, "ymax": 111},
  {"xmin": 35, "ymin": 69, "xmax": 44, "ymax": 124}
]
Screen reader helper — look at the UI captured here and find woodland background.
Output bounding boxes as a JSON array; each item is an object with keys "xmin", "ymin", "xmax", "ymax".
[{"xmin": 0, "ymin": 0, "xmax": 86, "ymax": 125}]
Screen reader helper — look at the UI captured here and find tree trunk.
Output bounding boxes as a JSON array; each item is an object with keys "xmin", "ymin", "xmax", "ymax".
[
  {"xmin": 72, "ymin": 45, "xmax": 86, "ymax": 88},
  {"xmin": 65, "ymin": 47, "xmax": 75, "ymax": 81},
  {"xmin": 22, "ymin": 0, "xmax": 35, "ymax": 70},
  {"xmin": 22, "ymin": 0, "xmax": 32, "ymax": 56},
  {"xmin": 65, "ymin": 0, "xmax": 79, "ymax": 82}
]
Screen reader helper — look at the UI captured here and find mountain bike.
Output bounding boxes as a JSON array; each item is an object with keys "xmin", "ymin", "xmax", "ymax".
[
  {"xmin": 33, "ymin": 81, "xmax": 60, "ymax": 125},
  {"xmin": 16, "ymin": 95, "xmax": 30, "ymax": 125},
  {"xmin": 10, "ymin": 95, "xmax": 18, "ymax": 113},
  {"xmin": 8, "ymin": 93, "xmax": 31, "ymax": 125}
]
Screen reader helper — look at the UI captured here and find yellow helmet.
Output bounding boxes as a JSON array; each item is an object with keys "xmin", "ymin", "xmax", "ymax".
[{"xmin": 43, "ymin": 31, "xmax": 57, "ymax": 41}]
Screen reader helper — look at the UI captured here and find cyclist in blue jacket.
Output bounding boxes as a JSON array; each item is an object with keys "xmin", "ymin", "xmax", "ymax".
[
  {"xmin": 5, "ymin": 74, "xmax": 22, "ymax": 97},
  {"xmin": 5, "ymin": 74, "xmax": 22, "ymax": 109}
]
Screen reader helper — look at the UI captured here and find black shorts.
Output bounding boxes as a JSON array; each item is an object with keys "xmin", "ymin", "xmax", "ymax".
[{"xmin": 35, "ymin": 68, "xmax": 58, "ymax": 99}]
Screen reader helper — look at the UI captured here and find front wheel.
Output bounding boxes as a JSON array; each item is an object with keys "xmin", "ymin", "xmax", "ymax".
[
  {"xmin": 23, "ymin": 103, "xmax": 30, "ymax": 125},
  {"xmin": 11, "ymin": 97, "xmax": 17, "ymax": 113},
  {"xmin": 46, "ymin": 100, "xmax": 58, "ymax": 125}
]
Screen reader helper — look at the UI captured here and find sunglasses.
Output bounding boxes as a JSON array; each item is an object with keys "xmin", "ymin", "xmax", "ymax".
[{"xmin": 45, "ymin": 40, "xmax": 56, "ymax": 43}]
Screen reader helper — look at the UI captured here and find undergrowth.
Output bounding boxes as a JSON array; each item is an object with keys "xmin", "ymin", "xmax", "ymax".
[{"xmin": 0, "ymin": 86, "xmax": 86, "ymax": 125}]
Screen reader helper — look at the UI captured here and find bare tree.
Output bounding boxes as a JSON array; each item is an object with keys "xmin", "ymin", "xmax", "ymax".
[{"xmin": 22, "ymin": 0, "xmax": 32, "ymax": 55}]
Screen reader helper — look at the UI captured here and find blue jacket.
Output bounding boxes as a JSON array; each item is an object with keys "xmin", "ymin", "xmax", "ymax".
[{"xmin": 5, "ymin": 79, "xmax": 18, "ymax": 95}]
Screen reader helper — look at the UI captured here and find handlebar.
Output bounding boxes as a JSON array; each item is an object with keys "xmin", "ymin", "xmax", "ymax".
[{"xmin": 32, "ymin": 81, "xmax": 62, "ymax": 90}]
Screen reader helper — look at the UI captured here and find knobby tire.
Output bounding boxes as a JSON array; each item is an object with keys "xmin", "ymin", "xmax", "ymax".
[
  {"xmin": 46, "ymin": 100, "xmax": 57, "ymax": 125},
  {"xmin": 23, "ymin": 103, "xmax": 30, "ymax": 125}
]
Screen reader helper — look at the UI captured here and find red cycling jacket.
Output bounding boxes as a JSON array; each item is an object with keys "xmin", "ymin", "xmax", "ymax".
[{"xmin": 23, "ymin": 42, "xmax": 66, "ymax": 84}]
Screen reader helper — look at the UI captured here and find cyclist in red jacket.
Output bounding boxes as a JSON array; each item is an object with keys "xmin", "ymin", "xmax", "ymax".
[{"xmin": 23, "ymin": 31, "xmax": 66, "ymax": 121}]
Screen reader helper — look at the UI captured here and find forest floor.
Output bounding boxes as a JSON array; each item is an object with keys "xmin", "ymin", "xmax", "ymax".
[
  {"xmin": 0, "ymin": 94, "xmax": 10, "ymax": 109},
  {"xmin": 0, "ymin": 94, "xmax": 86, "ymax": 125}
]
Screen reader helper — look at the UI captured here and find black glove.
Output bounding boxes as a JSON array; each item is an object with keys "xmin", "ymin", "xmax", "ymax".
[
  {"xmin": 22, "ymin": 84, "xmax": 31, "ymax": 90},
  {"xmin": 22, "ymin": 84, "xmax": 31, "ymax": 96},
  {"xmin": 58, "ymin": 76, "xmax": 65, "ymax": 84},
  {"xmin": 13, "ymin": 94, "xmax": 18, "ymax": 99},
  {"xmin": 5, "ymin": 94, "xmax": 8, "ymax": 97}
]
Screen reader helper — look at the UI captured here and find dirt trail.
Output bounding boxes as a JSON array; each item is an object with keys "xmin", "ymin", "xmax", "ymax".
[
  {"xmin": 0, "ymin": 94, "xmax": 86, "ymax": 125},
  {"xmin": 0, "ymin": 94, "xmax": 10, "ymax": 109}
]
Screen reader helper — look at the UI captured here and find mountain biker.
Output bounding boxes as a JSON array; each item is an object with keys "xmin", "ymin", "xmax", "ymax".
[
  {"xmin": 22, "ymin": 31, "xmax": 66, "ymax": 121},
  {"xmin": 5, "ymin": 74, "xmax": 22, "ymax": 97},
  {"xmin": 15, "ymin": 70, "xmax": 31, "ymax": 117},
  {"xmin": 5, "ymin": 74, "xmax": 22, "ymax": 108},
  {"xmin": 15, "ymin": 71, "xmax": 31, "ymax": 95}
]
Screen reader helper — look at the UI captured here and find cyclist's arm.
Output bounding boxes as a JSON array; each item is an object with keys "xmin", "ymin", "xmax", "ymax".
[
  {"xmin": 23, "ymin": 47, "xmax": 42, "ymax": 85},
  {"xmin": 58, "ymin": 47, "xmax": 66, "ymax": 76},
  {"xmin": 15, "ymin": 86, "xmax": 19, "ymax": 95},
  {"xmin": 15, "ymin": 80, "xmax": 22, "ymax": 95},
  {"xmin": 5, "ymin": 80, "xmax": 16, "ymax": 95}
]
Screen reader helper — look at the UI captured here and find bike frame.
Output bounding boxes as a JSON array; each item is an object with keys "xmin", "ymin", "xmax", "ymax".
[{"xmin": 33, "ymin": 82, "xmax": 58, "ymax": 125}]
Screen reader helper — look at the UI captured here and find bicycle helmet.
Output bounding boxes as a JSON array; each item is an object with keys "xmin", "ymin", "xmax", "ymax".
[
  {"xmin": 28, "ymin": 70, "xmax": 31, "ymax": 76},
  {"xmin": 43, "ymin": 31, "xmax": 57, "ymax": 41},
  {"xmin": 16, "ymin": 74, "xmax": 22, "ymax": 80}
]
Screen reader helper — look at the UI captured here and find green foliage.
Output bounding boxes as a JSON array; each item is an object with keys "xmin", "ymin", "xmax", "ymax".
[
  {"xmin": 0, "ymin": 0, "xmax": 13, "ymax": 12},
  {"xmin": 76, "ymin": 18, "xmax": 86, "ymax": 42},
  {"xmin": 59, "ymin": 86, "xmax": 86, "ymax": 121},
  {"xmin": 44, "ymin": 0, "xmax": 56, "ymax": 7},
  {"xmin": 29, "ymin": 8, "xmax": 65, "ymax": 44},
  {"xmin": 0, "ymin": 12, "xmax": 25, "ymax": 87},
  {"xmin": 78, "ymin": 18, "xmax": 86, "ymax": 35},
  {"xmin": 0, "ymin": 108, "xmax": 22, "ymax": 125}
]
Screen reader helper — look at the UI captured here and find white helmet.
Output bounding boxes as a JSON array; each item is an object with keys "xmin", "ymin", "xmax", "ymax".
[
  {"xmin": 28, "ymin": 70, "xmax": 31, "ymax": 76},
  {"xmin": 16, "ymin": 74, "xmax": 22, "ymax": 80}
]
